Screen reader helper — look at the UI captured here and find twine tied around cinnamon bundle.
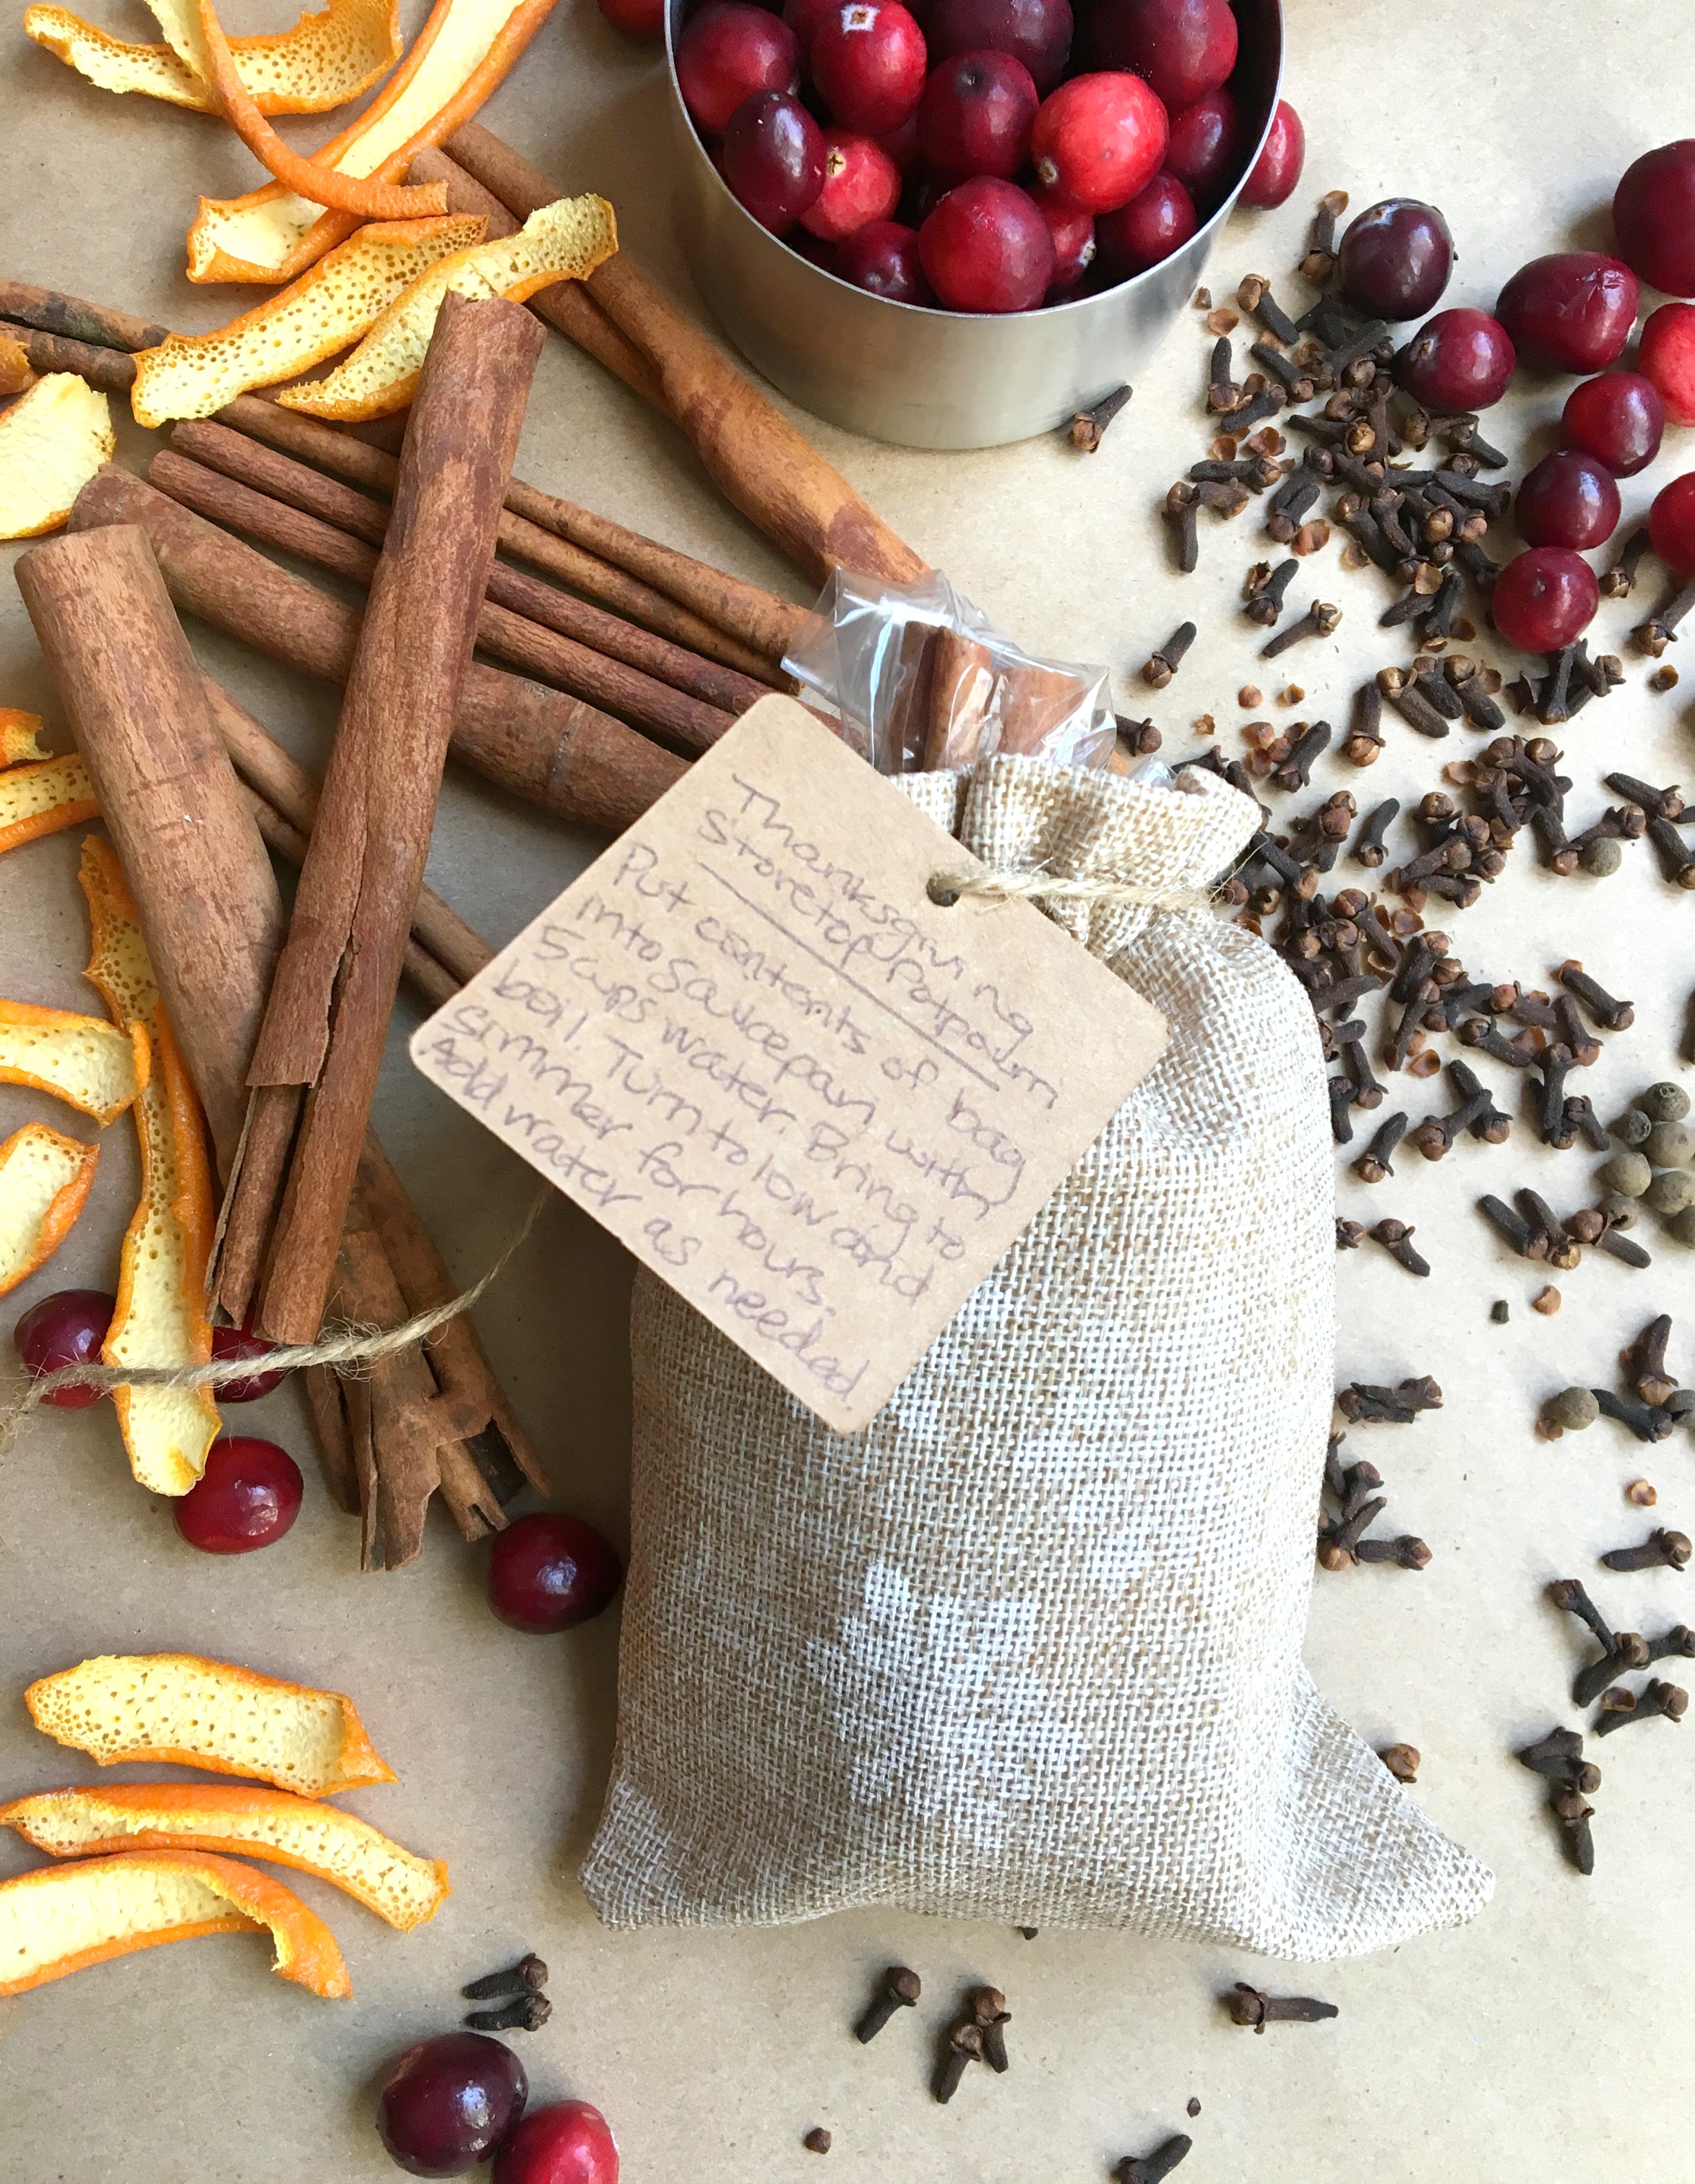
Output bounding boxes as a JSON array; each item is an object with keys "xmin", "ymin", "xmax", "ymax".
[{"xmin": 926, "ymin": 868, "xmax": 1219, "ymax": 916}]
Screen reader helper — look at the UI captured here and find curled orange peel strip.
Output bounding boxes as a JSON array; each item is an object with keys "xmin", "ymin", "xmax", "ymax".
[
  {"xmin": 0, "ymin": 710, "xmax": 51, "ymax": 768},
  {"xmin": 0, "ymin": 997, "xmax": 147, "ymax": 1126},
  {"xmin": 0, "ymin": 1123, "xmax": 100, "ymax": 1297},
  {"xmin": 25, "ymin": 0, "xmax": 400, "ymax": 116},
  {"xmin": 0, "ymin": 752, "xmax": 97, "ymax": 854}
]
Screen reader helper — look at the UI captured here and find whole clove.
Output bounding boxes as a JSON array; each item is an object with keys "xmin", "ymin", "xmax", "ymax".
[
  {"xmin": 1634, "ymin": 576, "xmax": 1695, "ymax": 655},
  {"xmin": 1573, "ymin": 1630, "xmax": 1652, "ymax": 1708},
  {"xmin": 1593, "ymin": 1388, "xmax": 1674, "ymax": 1443},
  {"xmin": 1244, "ymin": 556, "xmax": 1299, "ymax": 624},
  {"xmin": 933, "ymin": 2020, "xmax": 984, "ymax": 2103},
  {"xmin": 1355, "ymin": 1534, "xmax": 1432, "ymax": 1568},
  {"xmin": 1353, "ymin": 1108, "xmax": 1407, "ymax": 1182},
  {"xmin": 1069, "ymin": 383, "xmax": 1131, "ymax": 451},
  {"xmin": 1600, "ymin": 1527, "xmax": 1691, "ymax": 1572},
  {"xmin": 1116, "ymin": 2136, "xmax": 1193, "ymax": 2184},
  {"xmin": 1370, "ymin": 1218, "xmax": 1428, "ymax": 1275},
  {"xmin": 1344, "ymin": 680, "xmax": 1386, "ymax": 766},
  {"xmin": 1225, "ymin": 1982, "xmax": 1339, "ymax": 2031},
  {"xmin": 1647, "ymin": 816, "xmax": 1695, "ymax": 887},
  {"xmin": 1379, "ymin": 668, "xmax": 1452, "ymax": 739},
  {"xmin": 855, "ymin": 1965, "xmax": 922, "ymax": 2042},
  {"xmin": 462, "ymin": 1953, "xmax": 548, "ymax": 2000},
  {"xmin": 1594, "ymin": 1679, "xmax": 1688, "ymax": 1736},
  {"xmin": 970, "ymin": 1987, "xmax": 1011, "ymax": 2073},
  {"xmin": 1273, "ymin": 720, "xmax": 1332, "ymax": 791},
  {"xmin": 466, "ymin": 1992, "xmax": 551, "ymax": 2032},
  {"xmin": 1164, "ymin": 483, "xmax": 1200, "ymax": 572},
  {"xmin": 1261, "ymin": 600, "xmax": 1341, "ymax": 657},
  {"xmin": 1142, "ymin": 622, "xmax": 1197, "ymax": 688}
]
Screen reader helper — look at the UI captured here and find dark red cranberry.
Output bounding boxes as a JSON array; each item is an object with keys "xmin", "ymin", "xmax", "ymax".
[
  {"xmin": 492, "ymin": 2101, "xmax": 619, "ymax": 2184},
  {"xmin": 876, "ymin": 109, "xmax": 922, "ymax": 176},
  {"xmin": 1336, "ymin": 198, "xmax": 1453, "ymax": 320},
  {"xmin": 1514, "ymin": 450, "xmax": 1621, "ymax": 552},
  {"xmin": 173, "ymin": 1437, "xmax": 303, "ymax": 1555},
  {"xmin": 1394, "ymin": 307, "xmax": 1515, "ymax": 412},
  {"xmin": 1641, "ymin": 301, "xmax": 1695, "ymax": 426},
  {"xmin": 782, "ymin": 0, "xmax": 837, "ymax": 48},
  {"xmin": 598, "ymin": 0, "xmax": 663, "ymax": 35},
  {"xmin": 1093, "ymin": 166, "xmax": 1194, "ymax": 278},
  {"xmin": 1162, "ymin": 87, "xmax": 1237, "ymax": 200},
  {"xmin": 1649, "ymin": 473, "xmax": 1695, "ymax": 580},
  {"xmin": 836, "ymin": 217, "xmax": 932, "ymax": 300},
  {"xmin": 1613, "ymin": 139, "xmax": 1695, "ymax": 300},
  {"xmin": 677, "ymin": 2, "xmax": 801, "ymax": 133},
  {"xmin": 1491, "ymin": 547, "xmax": 1599, "ymax": 654},
  {"xmin": 1081, "ymin": 0, "xmax": 1235, "ymax": 109},
  {"xmin": 1239, "ymin": 98, "xmax": 1303, "ymax": 209},
  {"xmin": 810, "ymin": 0, "xmax": 928, "ymax": 134},
  {"xmin": 1036, "ymin": 193, "xmax": 1095, "ymax": 293},
  {"xmin": 377, "ymin": 2034, "xmax": 527, "ymax": 2177},
  {"xmin": 924, "ymin": 0, "xmax": 1070, "ymax": 92},
  {"xmin": 919, "ymin": 176, "xmax": 1053, "ymax": 309},
  {"xmin": 1561, "ymin": 371, "xmax": 1665, "ymax": 475},
  {"xmin": 722, "ymin": 90, "xmax": 825, "ymax": 228},
  {"xmin": 1031, "ymin": 70, "xmax": 1167, "ymax": 214},
  {"xmin": 917, "ymin": 49, "xmax": 1038, "ymax": 180},
  {"xmin": 1494, "ymin": 252, "xmax": 1639, "ymax": 374},
  {"xmin": 12, "ymin": 1289, "xmax": 113, "ymax": 1407},
  {"xmin": 488, "ymin": 1512, "xmax": 624, "ymax": 1633},
  {"xmin": 799, "ymin": 125, "xmax": 900, "ymax": 233},
  {"xmin": 210, "ymin": 1322, "xmax": 285, "ymax": 1403}
]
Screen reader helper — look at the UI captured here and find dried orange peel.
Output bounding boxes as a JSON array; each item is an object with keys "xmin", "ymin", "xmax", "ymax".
[
  {"xmin": 1, "ymin": 1784, "xmax": 449, "ymax": 1932},
  {"xmin": 78, "ymin": 838, "xmax": 220, "ymax": 1495},
  {"xmin": 282, "ymin": 192, "xmax": 618, "ymax": 419},
  {"xmin": 186, "ymin": 0, "xmax": 558, "ymax": 283},
  {"xmin": 131, "ymin": 212, "xmax": 486, "ymax": 426},
  {"xmin": 24, "ymin": 0, "xmax": 400, "ymax": 116},
  {"xmin": 0, "ymin": 1849, "xmax": 351, "ymax": 1998},
  {"xmin": 1, "ymin": 710, "xmax": 50, "ymax": 768},
  {"xmin": 0, "ymin": 376, "xmax": 115, "ymax": 541},
  {"xmin": 0, "ymin": 999, "xmax": 147, "ymax": 1126},
  {"xmin": 0, "ymin": 753, "xmax": 98, "ymax": 855},
  {"xmin": 26, "ymin": 1652, "xmax": 398, "ymax": 1797},
  {"xmin": 0, "ymin": 1124, "xmax": 100, "ymax": 1297},
  {"xmin": 0, "ymin": 333, "xmax": 33, "ymax": 397}
]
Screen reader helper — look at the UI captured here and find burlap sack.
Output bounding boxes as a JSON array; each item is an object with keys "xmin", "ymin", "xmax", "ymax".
[{"xmin": 580, "ymin": 757, "xmax": 1493, "ymax": 1956}]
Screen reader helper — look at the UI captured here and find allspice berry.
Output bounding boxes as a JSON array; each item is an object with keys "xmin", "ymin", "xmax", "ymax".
[
  {"xmin": 1645, "ymin": 1170, "xmax": 1695, "ymax": 1216},
  {"xmin": 1636, "ymin": 1083, "xmax": 1691, "ymax": 1125},
  {"xmin": 1544, "ymin": 1387, "xmax": 1600, "ymax": 1432},
  {"xmin": 1596, "ymin": 1192, "xmax": 1639, "ymax": 1229},
  {"xmin": 1597, "ymin": 1151, "xmax": 1652, "ymax": 1197},
  {"xmin": 1582, "ymin": 838, "xmax": 1622, "ymax": 876},
  {"xmin": 1611, "ymin": 1109, "xmax": 1653, "ymax": 1146},
  {"xmin": 1643, "ymin": 1120, "xmax": 1695, "ymax": 1169},
  {"xmin": 1666, "ymin": 1207, "xmax": 1695, "ymax": 1247}
]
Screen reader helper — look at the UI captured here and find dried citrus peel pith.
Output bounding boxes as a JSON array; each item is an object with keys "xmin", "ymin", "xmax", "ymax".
[
  {"xmin": 0, "ymin": 999, "xmax": 147, "ymax": 1125},
  {"xmin": 78, "ymin": 838, "xmax": 219, "ymax": 1495},
  {"xmin": 0, "ymin": 1849, "xmax": 352, "ymax": 1998},
  {"xmin": 26, "ymin": 1653, "xmax": 399, "ymax": 1797},
  {"xmin": 0, "ymin": 335, "xmax": 33, "ymax": 396},
  {"xmin": 24, "ymin": 0, "xmax": 400, "ymax": 116},
  {"xmin": 0, "ymin": 376, "xmax": 115, "ymax": 541},
  {"xmin": 0, "ymin": 1784, "xmax": 449, "ymax": 1932},
  {"xmin": 185, "ymin": 0, "xmax": 558, "ymax": 283},
  {"xmin": 0, "ymin": 710, "xmax": 49, "ymax": 768},
  {"xmin": 131, "ymin": 213, "xmax": 486, "ymax": 427},
  {"xmin": 280, "ymin": 192, "xmax": 618, "ymax": 419},
  {"xmin": 0, "ymin": 753, "xmax": 98, "ymax": 855},
  {"xmin": 0, "ymin": 1125, "xmax": 99, "ymax": 1297}
]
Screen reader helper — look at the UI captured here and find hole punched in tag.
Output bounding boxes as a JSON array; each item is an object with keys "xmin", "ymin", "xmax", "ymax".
[{"xmin": 926, "ymin": 873, "xmax": 962, "ymax": 907}]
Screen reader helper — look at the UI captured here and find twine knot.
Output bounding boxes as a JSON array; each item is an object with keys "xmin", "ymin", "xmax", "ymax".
[{"xmin": 926, "ymin": 867, "xmax": 1217, "ymax": 916}]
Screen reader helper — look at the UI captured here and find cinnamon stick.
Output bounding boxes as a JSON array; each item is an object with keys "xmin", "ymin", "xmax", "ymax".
[
  {"xmin": 14, "ymin": 523, "xmax": 286, "ymax": 1179},
  {"xmin": 924, "ymin": 632, "xmax": 999, "ymax": 769},
  {"xmin": 444, "ymin": 122, "xmax": 931, "ymax": 590},
  {"xmin": 0, "ymin": 279, "xmax": 168, "ymax": 353},
  {"xmin": 0, "ymin": 320, "xmax": 138, "ymax": 394},
  {"xmin": 69, "ymin": 468, "xmax": 686, "ymax": 834}
]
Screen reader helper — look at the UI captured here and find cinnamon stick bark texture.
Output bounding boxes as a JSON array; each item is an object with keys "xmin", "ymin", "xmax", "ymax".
[
  {"xmin": 0, "ymin": 321, "xmax": 138, "ymax": 394},
  {"xmin": 444, "ymin": 123, "xmax": 931, "ymax": 591},
  {"xmin": 0, "ymin": 280, "xmax": 168, "ymax": 352},
  {"xmin": 14, "ymin": 524, "xmax": 285, "ymax": 1180},
  {"xmin": 236, "ymin": 291, "xmax": 544, "ymax": 1345}
]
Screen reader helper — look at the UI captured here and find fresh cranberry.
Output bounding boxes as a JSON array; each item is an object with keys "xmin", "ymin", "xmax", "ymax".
[
  {"xmin": 12, "ymin": 1289, "xmax": 113, "ymax": 1407},
  {"xmin": 1562, "ymin": 372, "xmax": 1665, "ymax": 476},
  {"xmin": 836, "ymin": 217, "xmax": 932, "ymax": 299},
  {"xmin": 1640, "ymin": 301, "xmax": 1695, "ymax": 426},
  {"xmin": 488, "ymin": 1511, "xmax": 624, "ymax": 1633},
  {"xmin": 1494, "ymin": 252, "xmax": 1639, "ymax": 374},
  {"xmin": 1037, "ymin": 194, "xmax": 1095, "ymax": 293},
  {"xmin": 1081, "ymin": 0, "xmax": 1235, "ymax": 109},
  {"xmin": 798, "ymin": 125, "xmax": 899, "ymax": 233},
  {"xmin": 1491, "ymin": 547, "xmax": 1600, "ymax": 654},
  {"xmin": 492, "ymin": 2101, "xmax": 619, "ymax": 2184},
  {"xmin": 1336, "ymin": 199, "xmax": 1452, "ymax": 320},
  {"xmin": 918, "ymin": 176, "xmax": 1053, "ymax": 309},
  {"xmin": 1162, "ymin": 87, "xmax": 1237, "ymax": 200},
  {"xmin": 598, "ymin": 0, "xmax": 664, "ymax": 34},
  {"xmin": 678, "ymin": 2, "xmax": 801, "ymax": 132},
  {"xmin": 1394, "ymin": 308, "xmax": 1515, "ymax": 412},
  {"xmin": 210, "ymin": 1322, "xmax": 285, "ymax": 1403},
  {"xmin": 1613, "ymin": 140, "xmax": 1695, "ymax": 300},
  {"xmin": 1031, "ymin": 71, "xmax": 1167, "ymax": 214},
  {"xmin": 1649, "ymin": 474, "xmax": 1695, "ymax": 580},
  {"xmin": 378, "ymin": 2034, "xmax": 527, "ymax": 2177},
  {"xmin": 1514, "ymin": 450, "xmax": 1621, "ymax": 552},
  {"xmin": 782, "ymin": 0, "xmax": 838, "ymax": 48},
  {"xmin": 722, "ymin": 90, "xmax": 825, "ymax": 228},
  {"xmin": 173, "ymin": 1437, "xmax": 303, "ymax": 1555},
  {"xmin": 1093, "ymin": 167, "xmax": 1194, "ymax": 278},
  {"xmin": 918, "ymin": 50, "xmax": 1038, "ymax": 180},
  {"xmin": 876, "ymin": 109, "xmax": 922, "ymax": 175},
  {"xmin": 811, "ymin": 1, "xmax": 928, "ymax": 134},
  {"xmin": 924, "ymin": 0, "xmax": 1070, "ymax": 91},
  {"xmin": 1239, "ymin": 98, "xmax": 1303, "ymax": 209}
]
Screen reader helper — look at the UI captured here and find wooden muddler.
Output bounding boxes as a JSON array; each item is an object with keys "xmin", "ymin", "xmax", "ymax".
[
  {"xmin": 14, "ymin": 524, "xmax": 286, "ymax": 1180},
  {"xmin": 233, "ymin": 291, "xmax": 543, "ymax": 1346}
]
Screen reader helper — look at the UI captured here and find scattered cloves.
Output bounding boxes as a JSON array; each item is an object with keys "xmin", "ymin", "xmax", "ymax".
[
  {"xmin": 1142, "ymin": 621, "xmax": 1197, "ymax": 687},
  {"xmin": 1600, "ymin": 1527, "xmax": 1691, "ymax": 1573},
  {"xmin": 462, "ymin": 1953, "xmax": 548, "ymax": 2000},
  {"xmin": 1225, "ymin": 1982, "xmax": 1339, "ymax": 2032},
  {"xmin": 1069, "ymin": 382, "xmax": 1131, "ymax": 451},
  {"xmin": 1261, "ymin": 599, "xmax": 1342, "ymax": 658},
  {"xmin": 933, "ymin": 2020, "xmax": 984, "ymax": 2104},
  {"xmin": 854, "ymin": 1964, "xmax": 921, "ymax": 2043},
  {"xmin": 465, "ymin": 1992, "xmax": 551, "ymax": 2033},
  {"xmin": 1115, "ymin": 2135, "xmax": 1194, "ymax": 2184}
]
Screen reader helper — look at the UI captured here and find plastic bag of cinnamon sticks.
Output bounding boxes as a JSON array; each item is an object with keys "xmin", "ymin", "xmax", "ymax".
[{"xmin": 579, "ymin": 756, "xmax": 1493, "ymax": 1953}]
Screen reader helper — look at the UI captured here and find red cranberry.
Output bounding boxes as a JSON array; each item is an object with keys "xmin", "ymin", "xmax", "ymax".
[
  {"xmin": 378, "ymin": 2034, "xmax": 527, "ymax": 2177},
  {"xmin": 918, "ymin": 50, "xmax": 1038, "ymax": 181},
  {"xmin": 1494, "ymin": 252, "xmax": 1639, "ymax": 374},
  {"xmin": 1336, "ymin": 198, "xmax": 1453, "ymax": 321},
  {"xmin": 798, "ymin": 125, "xmax": 898, "ymax": 233},
  {"xmin": 1081, "ymin": 0, "xmax": 1235, "ymax": 110},
  {"xmin": 1037, "ymin": 193, "xmax": 1095, "ymax": 294},
  {"xmin": 173, "ymin": 1437, "xmax": 303, "ymax": 1555},
  {"xmin": 925, "ymin": 0, "xmax": 1071, "ymax": 93},
  {"xmin": 722, "ymin": 90, "xmax": 825, "ymax": 228},
  {"xmin": 12, "ymin": 1288, "xmax": 113, "ymax": 1407},
  {"xmin": 836, "ymin": 217, "xmax": 932, "ymax": 300},
  {"xmin": 1640, "ymin": 301, "xmax": 1695, "ymax": 427},
  {"xmin": 1649, "ymin": 473, "xmax": 1695, "ymax": 581},
  {"xmin": 1613, "ymin": 139, "xmax": 1695, "ymax": 300},
  {"xmin": 811, "ymin": 1, "xmax": 928, "ymax": 135},
  {"xmin": 1561, "ymin": 371, "xmax": 1665, "ymax": 476},
  {"xmin": 1030, "ymin": 71, "xmax": 1167, "ymax": 215},
  {"xmin": 782, "ymin": 0, "xmax": 838, "ymax": 48},
  {"xmin": 1514, "ymin": 450, "xmax": 1621, "ymax": 552},
  {"xmin": 492, "ymin": 2101, "xmax": 619, "ymax": 2184},
  {"xmin": 1394, "ymin": 308, "xmax": 1515, "ymax": 412},
  {"xmin": 1093, "ymin": 167, "xmax": 1193, "ymax": 278},
  {"xmin": 1239, "ymin": 98, "xmax": 1303, "ymax": 210},
  {"xmin": 1491, "ymin": 547, "xmax": 1599, "ymax": 654},
  {"xmin": 597, "ymin": 0, "xmax": 664, "ymax": 35},
  {"xmin": 1162, "ymin": 87, "xmax": 1237, "ymax": 200},
  {"xmin": 876, "ymin": 110, "xmax": 922, "ymax": 176},
  {"xmin": 678, "ymin": 2, "xmax": 801, "ymax": 133},
  {"xmin": 918, "ymin": 176, "xmax": 1053, "ymax": 309},
  {"xmin": 488, "ymin": 1511, "xmax": 623, "ymax": 1633},
  {"xmin": 210, "ymin": 1322, "xmax": 285, "ymax": 1402}
]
